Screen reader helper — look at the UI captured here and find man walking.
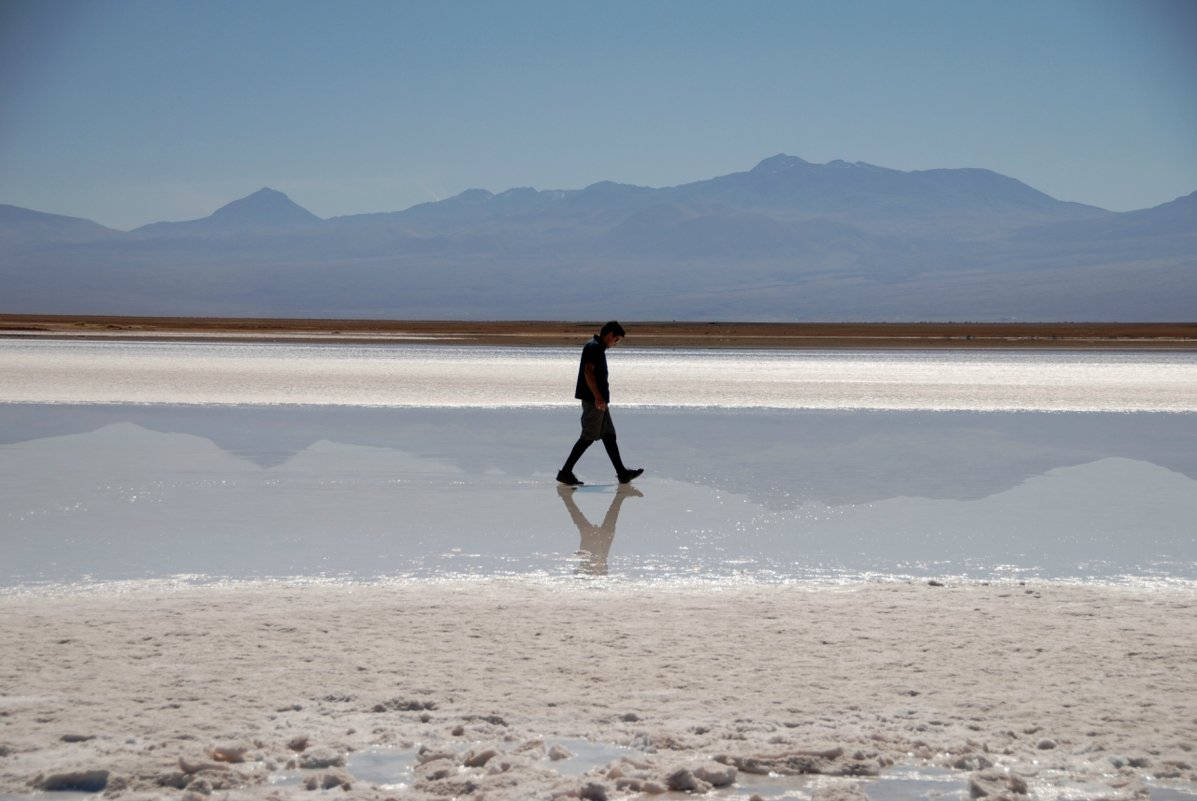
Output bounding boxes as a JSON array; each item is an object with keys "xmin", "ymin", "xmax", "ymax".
[{"xmin": 557, "ymin": 321, "xmax": 644, "ymax": 486}]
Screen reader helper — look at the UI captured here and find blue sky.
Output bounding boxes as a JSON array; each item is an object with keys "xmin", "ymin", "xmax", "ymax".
[{"xmin": 2, "ymin": 0, "xmax": 1194, "ymax": 230}]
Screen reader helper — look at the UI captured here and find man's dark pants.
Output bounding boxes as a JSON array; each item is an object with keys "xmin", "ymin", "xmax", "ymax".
[{"xmin": 563, "ymin": 401, "xmax": 627, "ymax": 475}]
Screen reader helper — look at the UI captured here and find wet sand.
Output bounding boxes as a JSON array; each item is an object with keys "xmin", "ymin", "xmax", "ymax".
[
  {"xmin": 1, "ymin": 581, "xmax": 1195, "ymax": 801},
  {"xmin": 2, "ymin": 315, "xmax": 1195, "ymax": 349}
]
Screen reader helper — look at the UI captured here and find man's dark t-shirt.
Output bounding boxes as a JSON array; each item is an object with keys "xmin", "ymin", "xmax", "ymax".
[{"xmin": 574, "ymin": 335, "xmax": 610, "ymax": 403}]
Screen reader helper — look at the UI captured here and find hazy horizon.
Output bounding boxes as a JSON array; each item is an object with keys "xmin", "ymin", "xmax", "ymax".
[{"xmin": 2, "ymin": 0, "xmax": 1195, "ymax": 231}]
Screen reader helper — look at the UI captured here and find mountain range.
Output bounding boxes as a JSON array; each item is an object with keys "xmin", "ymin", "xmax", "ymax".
[{"xmin": 2, "ymin": 155, "xmax": 1194, "ymax": 320}]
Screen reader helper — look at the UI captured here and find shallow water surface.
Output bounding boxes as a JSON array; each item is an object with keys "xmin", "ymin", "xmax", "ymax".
[{"xmin": 1, "ymin": 404, "xmax": 1193, "ymax": 588}]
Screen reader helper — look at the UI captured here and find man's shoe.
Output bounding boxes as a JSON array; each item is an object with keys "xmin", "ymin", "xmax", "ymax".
[
  {"xmin": 557, "ymin": 470, "xmax": 584, "ymax": 486},
  {"xmin": 617, "ymin": 468, "xmax": 644, "ymax": 484}
]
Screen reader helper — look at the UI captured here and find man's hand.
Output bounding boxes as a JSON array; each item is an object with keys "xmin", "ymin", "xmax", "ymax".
[{"xmin": 584, "ymin": 363, "xmax": 606, "ymax": 410}]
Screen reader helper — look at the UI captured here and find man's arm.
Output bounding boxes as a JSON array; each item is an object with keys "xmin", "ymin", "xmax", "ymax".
[{"xmin": 584, "ymin": 363, "xmax": 607, "ymax": 410}]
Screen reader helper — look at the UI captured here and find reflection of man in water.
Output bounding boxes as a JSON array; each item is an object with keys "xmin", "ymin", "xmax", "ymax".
[
  {"xmin": 557, "ymin": 320, "xmax": 644, "ymax": 487},
  {"xmin": 557, "ymin": 484, "xmax": 642, "ymax": 575}
]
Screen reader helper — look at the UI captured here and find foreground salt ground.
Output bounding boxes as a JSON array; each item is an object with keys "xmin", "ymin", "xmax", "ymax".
[{"xmin": 1, "ymin": 581, "xmax": 1194, "ymax": 801}]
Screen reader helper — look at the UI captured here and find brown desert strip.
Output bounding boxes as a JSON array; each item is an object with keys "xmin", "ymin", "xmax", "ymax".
[{"xmin": 1, "ymin": 315, "xmax": 1195, "ymax": 349}]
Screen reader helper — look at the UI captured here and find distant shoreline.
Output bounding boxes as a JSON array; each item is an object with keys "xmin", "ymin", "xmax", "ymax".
[{"xmin": 1, "ymin": 314, "xmax": 1195, "ymax": 349}]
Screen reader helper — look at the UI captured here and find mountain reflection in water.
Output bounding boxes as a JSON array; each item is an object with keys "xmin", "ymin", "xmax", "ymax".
[{"xmin": 2, "ymin": 404, "xmax": 1193, "ymax": 587}]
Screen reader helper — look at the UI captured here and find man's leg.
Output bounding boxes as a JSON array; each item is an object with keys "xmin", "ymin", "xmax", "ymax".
[
  {"xmin": 562, "ymin": 438, "xmax": 592, "ymax": 473},
  {"xmin": 559, "ymin": 402, "xmax": 603, "ymax": 485},
  {"xmin": 558, "ymin": 438, "xmax": 590, "ymax": 485},
  {"xmin": 600, "ymin": 410, "xmax": 644, "ymax": 483},
  {"xmin": 601, "ymin": 434, "xmax": 627, "ymax": 474}
]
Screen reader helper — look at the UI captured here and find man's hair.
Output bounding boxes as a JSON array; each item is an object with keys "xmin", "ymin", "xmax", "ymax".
[{"xmin": 600, "ymin": 321, "xmax": 626, "ymax": 338}]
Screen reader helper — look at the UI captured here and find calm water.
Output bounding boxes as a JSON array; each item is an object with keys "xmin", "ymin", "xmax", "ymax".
[{"xmin": 1, "ymin": 340, "xmax": 1194, "ymax": 589}]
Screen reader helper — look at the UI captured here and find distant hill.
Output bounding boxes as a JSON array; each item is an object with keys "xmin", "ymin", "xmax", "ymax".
[
  {"xmin": 135, "ymin": 188, "xmax": 322, "ymax": 236},
  {"xmin": 1, "ymin": 156, "xmax": 1193, "ymax": 321},
  {"xmin": 0, "ymin": 204, "xmax": 122, "ymax": 246}
]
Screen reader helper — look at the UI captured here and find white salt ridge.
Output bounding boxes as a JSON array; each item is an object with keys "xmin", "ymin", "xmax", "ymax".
[{"xmin": 2, "ymin": 341, "xmax": 1195, "ymax": 411}]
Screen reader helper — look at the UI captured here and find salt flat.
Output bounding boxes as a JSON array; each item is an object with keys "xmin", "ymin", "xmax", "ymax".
[
  {"xmin": 1, "ymin": 581, "xmax": 1195, "ymax": 801},
  {"xmin": 1, "ymin": 342, "xmax": 1195, "ymax": 800}
]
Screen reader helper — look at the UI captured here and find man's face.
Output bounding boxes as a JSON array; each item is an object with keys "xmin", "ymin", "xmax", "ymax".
[{"xmin": 604, "ymin": 333, "xmax": 623, "ymax": 347}]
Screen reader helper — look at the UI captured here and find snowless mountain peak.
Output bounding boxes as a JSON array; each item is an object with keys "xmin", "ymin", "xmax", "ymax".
[
  {"xmin": 751, "ymin": 154, "xmax": 813, "ymax": 174},
  {"xmin": 208, "ymin": 188, "xmax": 321, "ymax": 225}
]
